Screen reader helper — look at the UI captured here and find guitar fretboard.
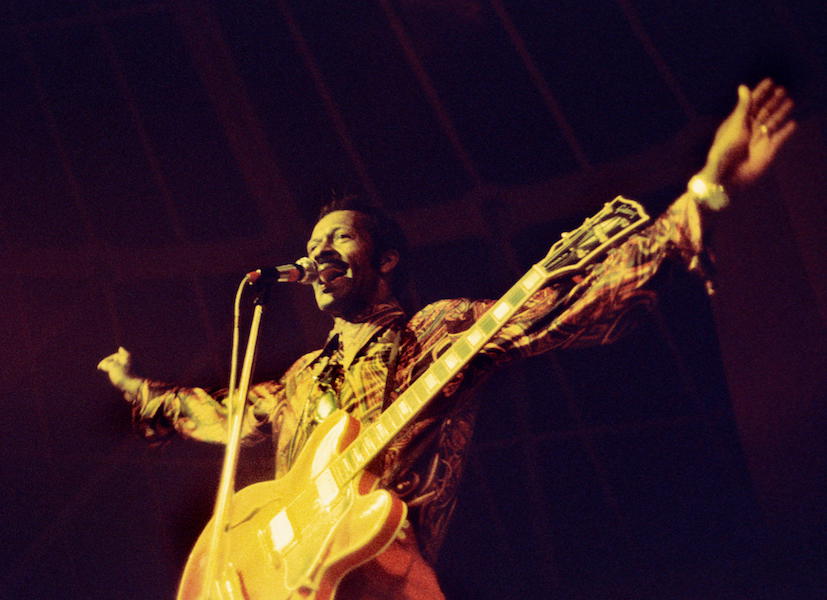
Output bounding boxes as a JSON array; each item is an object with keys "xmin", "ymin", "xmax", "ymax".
[
  {"xmin": 321, "ymin": 197, "xmax": 649, "ymax": 489},
  {"xmin": 326, "ymin": 264, "xmax": 547, "ymax": 486}
]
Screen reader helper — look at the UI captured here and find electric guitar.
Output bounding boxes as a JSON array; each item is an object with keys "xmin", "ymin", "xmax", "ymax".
[{"xmin": 177, "ymin": 197, "xmax": 650, "ymax": 599}]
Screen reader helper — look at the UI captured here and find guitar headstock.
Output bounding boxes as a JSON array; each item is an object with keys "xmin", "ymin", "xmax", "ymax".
[{"xmin": 537, "ymin": 197, "xmax": 650, "ymax": 282}]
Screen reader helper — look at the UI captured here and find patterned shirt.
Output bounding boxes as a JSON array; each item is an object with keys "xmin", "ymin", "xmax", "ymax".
[{"xmin": 128, "ymin": 194, "xmax": 708, "ymax": 564}]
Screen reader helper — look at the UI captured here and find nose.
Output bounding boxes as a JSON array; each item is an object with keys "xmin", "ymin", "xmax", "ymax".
[{"xmin": 311, "ymin": 239, "xmax": 338, "ymax": 263}]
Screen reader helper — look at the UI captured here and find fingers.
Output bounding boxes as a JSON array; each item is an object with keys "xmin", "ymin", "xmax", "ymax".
[
  {"xmin": 749, "ymin": 78, "xmax": 794, "ymax": 135},
  {"xmin": 749, "ymin": 78, "xmax": 775, "ymax": 117},
  {"xmin": 764, "ymin": 97, "xmax": 795, "ymax": 135},
  {"xmin": 755, "ymin": 87, "xmax": 789, "ymax": 124},
  {"xmin": 769, "ymin": 119, "xmax": 797, "ymax": 150}
]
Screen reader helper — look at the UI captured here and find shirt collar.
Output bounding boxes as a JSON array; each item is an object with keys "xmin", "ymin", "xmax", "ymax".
[{"xmin": 326, "ymin": 301, "xmax": 405, "ymax": 369}]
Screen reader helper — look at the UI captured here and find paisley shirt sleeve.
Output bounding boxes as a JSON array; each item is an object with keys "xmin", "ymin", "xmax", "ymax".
[
  {"xmin": 483, "ymin": 192, "xmax": 709, "ymax": 361},
  {"xmin": 124, "ymin": 358, "xmax": 309, "ymax": 446}
]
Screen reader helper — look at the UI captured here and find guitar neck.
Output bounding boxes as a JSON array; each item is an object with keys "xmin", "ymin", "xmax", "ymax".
[
  {"xmin": 329, "ymin": 265, "xmax": 550, "ymax": 485},
  {"xmin": 323, "ymin": 196, "xmax": 650, "ymax": 489}
]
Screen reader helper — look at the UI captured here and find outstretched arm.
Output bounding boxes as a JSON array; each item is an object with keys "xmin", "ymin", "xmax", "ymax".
[
  {"xmin": 97, "ymin": 347, "xmax": 281, "ymax": 444},
  {"xmin": 486, "ymin": 80, "xmax": 796, "ymax": 357}
]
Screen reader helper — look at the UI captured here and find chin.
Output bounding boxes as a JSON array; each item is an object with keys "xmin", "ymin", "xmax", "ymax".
[
  {"xmin": 314, "ymin": 280, "xmax": 356, "ymax": 316},
  {"xmin": 314, "ymin": 292, "xmax": 347, "ymax": 317}
]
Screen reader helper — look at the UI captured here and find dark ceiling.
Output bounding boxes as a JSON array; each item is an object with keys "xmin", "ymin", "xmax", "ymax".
[{"xmin": 1, "ymin": 1, "xmax": 825, "ymax": 598}]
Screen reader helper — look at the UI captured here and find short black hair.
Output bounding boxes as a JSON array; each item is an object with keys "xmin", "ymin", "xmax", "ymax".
[{"xmin": 317, "ymin": 194, "xmax": 410, "ymax": 301}]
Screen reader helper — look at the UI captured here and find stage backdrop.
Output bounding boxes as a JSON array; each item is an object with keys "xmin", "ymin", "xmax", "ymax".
[{"xmin": 1, "ymin": 1, "xmax": 825, "ymax": 598}]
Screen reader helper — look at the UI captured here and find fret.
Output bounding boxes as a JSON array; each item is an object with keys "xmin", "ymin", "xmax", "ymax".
[
  {"xmin": 334, "ymin": 460, "xmax": 350, "ymax": 487},
  {"xmin": 423, "ymin": 372, "xmax": 440, "ymax": 393},
  {"xmin": 443, "ymin": 349, "xmax": 460, "ymax": 371},
  {"xmin": 408, "ymin": 387, "xmax": 429, "ymax": 413},
  {"xmin": 327, "ymin": 461, "xmax": 342, "ymax": 485},
  {"xmin": 383, "ymin": 410, "xmax": 401, "ymax": 432},
  {"xmin": 431, "ymin": 360, "xmax": 449, "ymax": 382},
  {"xmin": 454, "ymin": 339, "xmax": 472, "ymax": 359},
  {"xmin": 465, "ymin": 328, "xmax": 483, "ymax": 348},
  {"xmin": 341, "ymin": 452, "xmax": 355, "ymax": 476},
  {"xmin": 373, "ymin": 424, "xmax": 387, "ymax": 444},
  {"xmin": 504, "ymin": 286, "xmax": 526, "ymax": 307},
  {"xmin": 351, "ymin": 447, "xmax": 365, "ymax": 465},
  {"xmin": 392, "ymin": 408, "xmax": 406, "ymax": 429},
  {"xmin": 491, "ymin": 300, "xmax": 511, "ymax": 321},
  {"xmin": 397, "ymin": 395, "xmax": 414, "ymax": 417},
  {"xmin": 478, "ymin": 314, "xmax": 496, "ymax": 333},
  {"xmin": 521, "ymin": 268, "xmax": 543, "ymax": 290}
]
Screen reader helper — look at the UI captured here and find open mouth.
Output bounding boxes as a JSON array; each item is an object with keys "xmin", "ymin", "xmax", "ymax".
[{"xmin": 318, "ymin": 263, "xmax": 347, "ymax": 286}]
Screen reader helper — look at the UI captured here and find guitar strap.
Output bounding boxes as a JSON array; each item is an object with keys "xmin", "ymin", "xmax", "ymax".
[{"xmin": 381, "ymin": 329, "xmax": 402, "ymax": 412}]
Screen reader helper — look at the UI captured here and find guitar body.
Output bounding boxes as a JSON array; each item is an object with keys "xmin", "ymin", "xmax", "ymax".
[{"xmin": 178, "ymin": 410, "xmax": 407, "ymax": 600}]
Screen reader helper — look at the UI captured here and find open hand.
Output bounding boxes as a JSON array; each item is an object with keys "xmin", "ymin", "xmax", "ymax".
[
  {"xmin": 700, "ymin": 78, "xmax": 796, "ymax": 191},
  {"xmin": 97, "ymin": 346, "xmax": 142, "ymax": 394}
]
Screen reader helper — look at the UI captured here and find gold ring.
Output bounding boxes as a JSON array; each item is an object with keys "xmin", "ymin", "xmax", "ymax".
[{"xmin": 759, "ymin": 123, "xmax": 770, "ymax": 136}]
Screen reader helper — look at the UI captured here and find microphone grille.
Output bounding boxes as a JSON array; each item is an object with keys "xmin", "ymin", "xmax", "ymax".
[{"xmin": 295, "ymin": 257, "xmax": 318, "ymax": 284}]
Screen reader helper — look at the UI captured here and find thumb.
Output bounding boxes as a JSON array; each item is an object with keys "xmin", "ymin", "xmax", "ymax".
[{"xmin": 733, "ymin": 84, "xmax": 751, "ymax": 121}]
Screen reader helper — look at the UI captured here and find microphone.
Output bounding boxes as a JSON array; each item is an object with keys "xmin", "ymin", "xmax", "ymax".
[{"xmin": 246, "ymin": 257, "xmax": 318, "ymax": 284}]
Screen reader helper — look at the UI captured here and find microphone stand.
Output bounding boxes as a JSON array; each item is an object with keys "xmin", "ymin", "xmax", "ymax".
[{"xmin": 201, "ymin": 280, "xmax": 271, "ymax": 598}]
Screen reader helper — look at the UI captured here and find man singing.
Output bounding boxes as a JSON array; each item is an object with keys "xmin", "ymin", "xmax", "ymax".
[{"xmin": 98, "ymin": 79, "xmax": 794, "ymax": 599}]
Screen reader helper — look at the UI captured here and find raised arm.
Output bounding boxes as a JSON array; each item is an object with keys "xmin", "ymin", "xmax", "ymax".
[{"xmin": 484, "ymin": 79, "xmax": 796, "ymax": 358}]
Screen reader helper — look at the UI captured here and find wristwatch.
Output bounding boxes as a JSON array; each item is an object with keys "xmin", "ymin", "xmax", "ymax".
[{"xmin": 688, "ymin": 175, "xmax": 730, "ymax": 210}]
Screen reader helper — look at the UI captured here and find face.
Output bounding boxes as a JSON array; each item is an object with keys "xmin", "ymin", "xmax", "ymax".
[{"xmin": 306, "ymin": 210, "xmax": 387, "ymax": 319}]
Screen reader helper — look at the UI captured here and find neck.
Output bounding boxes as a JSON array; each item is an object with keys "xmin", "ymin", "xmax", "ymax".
[
  {"xmin": 333, "ymin": 297, "xmax": 401, "ymax": 329},
  {"xmin": 332, "ymin": 277, "xmax": 397, "ymax": 322},
  {"xmin": 329, "ymin": 298, "xmax": 404, "ymax": 368}
]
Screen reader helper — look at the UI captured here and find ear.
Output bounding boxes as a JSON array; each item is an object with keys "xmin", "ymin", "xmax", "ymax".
[{"xmin": 378, "ymin": 249, "xmax": 400, "ymax": 275}]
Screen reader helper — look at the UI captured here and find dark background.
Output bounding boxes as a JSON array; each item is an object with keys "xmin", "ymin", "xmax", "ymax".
[{"xmin": 1, "ymin": 1, "xmax": 826, "ymax": 598}]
